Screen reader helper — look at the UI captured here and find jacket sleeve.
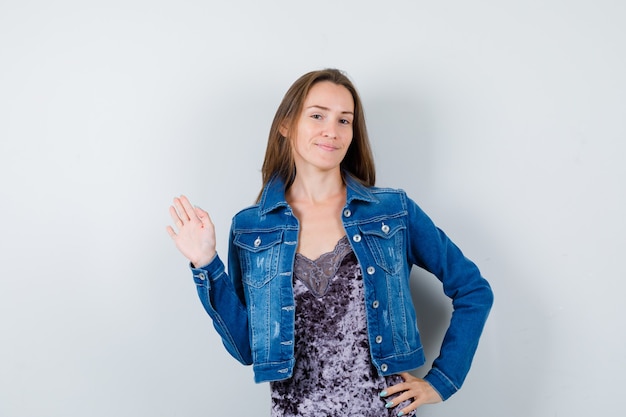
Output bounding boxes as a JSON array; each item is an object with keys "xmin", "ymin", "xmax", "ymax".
[
  {"xmin": 404, "ymin": 193, "xmax": 494, "ymax": 400},
  {"xmin": 190, "ymin": 224, "xmax": 252, "ymax": 365}
]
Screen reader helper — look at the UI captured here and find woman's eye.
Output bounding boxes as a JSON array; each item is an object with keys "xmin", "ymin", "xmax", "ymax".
[
  {"xmin": 340, "ymin": 119, "xmax": 351, "ymax": 125},
  {"xmin": 311, "ymin": 114, "xmax": 322, "ymax": 120}
]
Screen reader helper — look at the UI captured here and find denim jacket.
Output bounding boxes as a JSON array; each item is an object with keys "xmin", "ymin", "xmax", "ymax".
[{"xmin": 191, "ymin": 173, "xmax": 493, "ymax": 401}]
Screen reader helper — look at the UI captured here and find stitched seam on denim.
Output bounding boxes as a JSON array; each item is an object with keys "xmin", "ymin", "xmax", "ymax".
[{"xmin": 431, "ymin": 367, "xmax": 460, "ymax": 391}]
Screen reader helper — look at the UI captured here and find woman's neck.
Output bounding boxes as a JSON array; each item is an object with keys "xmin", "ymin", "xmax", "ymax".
[{"xmin": 286, "ymin": 169, "xmax": 345, "ymax": 204}]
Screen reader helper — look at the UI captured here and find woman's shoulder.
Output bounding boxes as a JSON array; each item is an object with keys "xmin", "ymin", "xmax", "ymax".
[
  {"xmin": 345, "ymin": 173, "xmax": 409, "ymax": 202},
  {"xmin": 230, "ymin": 200, "xmax": 293, "ymax": 231},
  {"xmin": 231, "ymin": 202, "xmax": 262, "ymax": 225},
  {"xmin": 354, "ymin": 183, "xmax": 431, "ymax": 219},
  {"xmin": 369, "ymin": 184, "xmax": 408, "ymax": 196},
  {"xmin": 353, "ymin": 181, "xmax": 412, "ymax": 205}
]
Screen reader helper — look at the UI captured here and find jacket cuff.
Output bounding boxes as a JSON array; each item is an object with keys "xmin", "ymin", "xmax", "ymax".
[
  {"xmin": 424, "ymin": 367, "xmax": 459, "ymax": 401},
  {"xmin": 189, "ymin": 254, "xmax": 225, "ymax": 287}
]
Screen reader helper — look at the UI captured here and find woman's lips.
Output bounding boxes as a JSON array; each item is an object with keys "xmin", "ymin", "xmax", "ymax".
[{"xmin": 316, "ymin": 143, "xmax": 338, "ymax": 151}]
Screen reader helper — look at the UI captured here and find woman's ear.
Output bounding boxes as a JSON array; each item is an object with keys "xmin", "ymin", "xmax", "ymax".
[{"xmin": 279, "ymin": 119, "xmax": 290, "ymax": 138}]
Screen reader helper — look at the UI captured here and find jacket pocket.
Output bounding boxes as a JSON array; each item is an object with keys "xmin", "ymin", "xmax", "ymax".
[
  {"xmin": 358, "ymin": 218, "xmax": 406, "ymax": 275},
  {"xmin": 234, "ymin": 229, "xmax": 283, "ymax": 288}
]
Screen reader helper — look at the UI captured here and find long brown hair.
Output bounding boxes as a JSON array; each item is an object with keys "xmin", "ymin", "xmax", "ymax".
[{"xmin": 258, "ymin": 69, "xmax": 376, "ymax": 201}]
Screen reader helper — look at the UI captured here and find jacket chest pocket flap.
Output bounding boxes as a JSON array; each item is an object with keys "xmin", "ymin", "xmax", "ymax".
[
  {"xmin": 234, "ymin": 230, "xmax": 283, "ymax": 288},
  {"xmin": 358, "ymin": 218, "xmax": 406, "ymax": 274}
]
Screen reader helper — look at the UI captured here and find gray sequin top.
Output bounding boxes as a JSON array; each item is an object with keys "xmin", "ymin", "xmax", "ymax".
[{"xmin": 270, "ymin": 236, "xmax": 415, "ymax": 417}]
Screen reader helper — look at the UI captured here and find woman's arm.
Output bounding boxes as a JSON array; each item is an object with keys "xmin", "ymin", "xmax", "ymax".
[
  {"xmin": 405, "ymin": 194, "xmax": 494, "ymax": 401},
  {"xmin": 167, "ymin": 196, "xmax": 252, "ymax": 365}
]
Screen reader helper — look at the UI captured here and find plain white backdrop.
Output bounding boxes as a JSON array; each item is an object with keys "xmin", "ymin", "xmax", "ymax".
[{"xmin": 1, "ymin": 1, "xmax": 625, "ymax": 416}]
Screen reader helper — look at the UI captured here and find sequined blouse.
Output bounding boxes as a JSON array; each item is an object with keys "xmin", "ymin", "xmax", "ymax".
[{"xmin": 270, "ymin": 236, "xmax": 415, "ymax": 417}]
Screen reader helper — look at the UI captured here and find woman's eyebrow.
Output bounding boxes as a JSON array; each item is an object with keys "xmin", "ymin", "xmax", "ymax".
[{"xmin": 305, "ymin": 105, "xmax": 354, "ymax": 115}]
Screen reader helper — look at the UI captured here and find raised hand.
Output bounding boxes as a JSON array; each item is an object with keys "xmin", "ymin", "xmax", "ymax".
[{"xmin": 166, "ymin": 195, "xmax": 217, "ymax": 268}]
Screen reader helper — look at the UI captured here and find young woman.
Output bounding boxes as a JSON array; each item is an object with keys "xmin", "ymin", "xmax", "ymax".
[{"xmin": 167, "ymin": 69, "xmax": 493, "ymax": 416}]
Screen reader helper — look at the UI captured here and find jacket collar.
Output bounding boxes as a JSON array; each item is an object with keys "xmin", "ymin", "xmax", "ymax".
[{"xmin": 258, "ymin": 172, "xmax": 378, "ymax": 215}]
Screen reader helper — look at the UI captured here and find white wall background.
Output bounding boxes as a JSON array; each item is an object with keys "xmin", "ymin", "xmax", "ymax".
[{"xmin": 1, "ymin": 1, "xmax": 624, "ymax": 416}]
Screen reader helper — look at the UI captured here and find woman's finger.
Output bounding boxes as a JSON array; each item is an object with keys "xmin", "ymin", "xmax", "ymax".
[
  {"xmin": 195, "ymin": 206, "xmax": 213, "ymax": 229},
  {"xmin": 173, "ymin": 196, "xmax": 191, "ymax": 222},
  {"xmin": 182, "ymin": 195, "xmax": 202, "ymax": 223},
  {"xmin": 169, "ymin": 205, "xmax": 183, "ymax": 227}
]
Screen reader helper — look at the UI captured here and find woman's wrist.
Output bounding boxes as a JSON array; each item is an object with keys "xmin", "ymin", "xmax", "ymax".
[{"xmin": 192, "ymin": 251, "xmax": 217, "ymax": 269}]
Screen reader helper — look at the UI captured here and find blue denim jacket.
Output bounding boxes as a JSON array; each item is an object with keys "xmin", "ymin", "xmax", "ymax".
[{"xmin": 191, "ymin": 173, "xmax": 493, "ymax": 400}]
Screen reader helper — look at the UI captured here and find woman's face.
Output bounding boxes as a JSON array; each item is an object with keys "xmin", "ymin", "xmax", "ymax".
[{"xmin": 288, "ymin": 81, "xmax": 354, "ymax": 175}]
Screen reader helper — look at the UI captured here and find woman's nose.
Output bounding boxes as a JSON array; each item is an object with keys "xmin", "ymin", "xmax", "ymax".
[{"xmin": 323, "ymin": 123, "xmax": 337, "ymax": 139}]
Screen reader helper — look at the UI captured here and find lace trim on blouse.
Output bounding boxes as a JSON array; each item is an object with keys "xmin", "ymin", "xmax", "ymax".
[{"xmin": 294, "ymin": 236, "xmax": 351, "ymax": 298}]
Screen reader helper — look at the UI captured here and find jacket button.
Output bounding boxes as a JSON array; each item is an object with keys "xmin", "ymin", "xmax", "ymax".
[
  {"xmin": 381, "ymin": 364, "xmax": 388, "ymax": 372},
  {"xmin": 254, "ymin": 237, "xmax": 261, "ymax": 247},
  {"xmin": 352, "ymin": 234, "xmax": 361, "ymax": 243},
  {"xmin": 375, "ymin": 335, "xmax": 383, "ymax": 344},
  {"xmin": 366, "ymin": 266, "xmax": 375, "ymax": 275},
  {"xmin": 197, "ymin": 273, "xmax": 206, "ymax": 281},
  {"xmin": 372, "ymin": 300, "xmax": 380, "ymax": 308},
  {"xmin": 381, "ymin": 223, "xmax": 390, "ymax": 234},
  {"xmin": 343, "ymin": 209, "xmax": 352, "ymax": 217}
]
